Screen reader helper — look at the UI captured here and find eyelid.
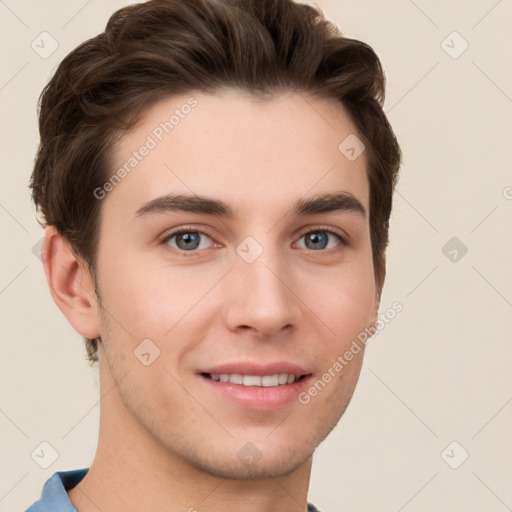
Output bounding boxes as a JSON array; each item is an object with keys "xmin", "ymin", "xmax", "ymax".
[
  {"xmin": 295, "ymin": 224, "xmax": 348, "ymax": 245},
  {"xmin": 160, "ymin": 224, "xmax": 216, "ymax": 247}
]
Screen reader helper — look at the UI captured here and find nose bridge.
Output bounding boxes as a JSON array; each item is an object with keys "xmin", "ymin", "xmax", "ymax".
[{"xmin": 224, "ymin": 234, "xmax": 300, "ymax": 335}]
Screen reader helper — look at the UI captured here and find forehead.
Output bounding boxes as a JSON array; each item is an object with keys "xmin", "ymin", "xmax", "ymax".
[{"xmin": 106, "ymin": 89, "xmax": 369, "ymax": 220}]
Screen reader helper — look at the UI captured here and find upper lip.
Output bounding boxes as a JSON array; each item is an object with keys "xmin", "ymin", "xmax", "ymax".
[{"xmin": 198, "ymin": 362, "xmax": 311, "ymax": 377}]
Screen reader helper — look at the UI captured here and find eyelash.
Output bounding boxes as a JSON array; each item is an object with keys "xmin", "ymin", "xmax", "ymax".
[{"xmin": 161, "ymin": 225, "xmax": 347, "ymax": 257}]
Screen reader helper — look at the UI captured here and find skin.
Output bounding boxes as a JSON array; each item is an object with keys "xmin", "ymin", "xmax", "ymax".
[{"xmin": 43, "ymin": 89, "xmax": 382, "ymax": 512}]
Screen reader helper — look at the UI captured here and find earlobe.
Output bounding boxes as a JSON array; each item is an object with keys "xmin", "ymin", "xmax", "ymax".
[{"xmin": 41, "ymin": 225, "xmax": 101, "ymax": 339}]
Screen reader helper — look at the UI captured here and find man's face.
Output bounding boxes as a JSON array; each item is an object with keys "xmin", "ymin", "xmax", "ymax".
[{"xmin": 92, "ymin": 89, "xmax": 379, "ymax": 478}]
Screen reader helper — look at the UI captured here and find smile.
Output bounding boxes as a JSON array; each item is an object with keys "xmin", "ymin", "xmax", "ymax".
[
  {"xmin": 202, "ymin": 373, "xmax": 306, "ymax": 386},
  {"xmin": 197, "ymin": 362, "xmax": 313, "ymax": 410}
]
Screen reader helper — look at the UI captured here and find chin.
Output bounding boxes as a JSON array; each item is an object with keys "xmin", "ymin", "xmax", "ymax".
[{"xmin": 191, "ymin": 446, "xmax": 313, "ymax": 481}]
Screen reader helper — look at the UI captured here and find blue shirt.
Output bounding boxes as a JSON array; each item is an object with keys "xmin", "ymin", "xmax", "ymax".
[
  {"xmin": 25, "ymin": 468, "xmax": 322, "ymax": 511},
  {"xmin": 25, "ymin": 468, "xmax": 88, "ymax": 511}
]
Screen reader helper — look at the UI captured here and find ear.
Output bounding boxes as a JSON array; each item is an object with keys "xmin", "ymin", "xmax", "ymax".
[{"xmin": 41, "ymin": 225, "xmax": 101, "ymax": 339}]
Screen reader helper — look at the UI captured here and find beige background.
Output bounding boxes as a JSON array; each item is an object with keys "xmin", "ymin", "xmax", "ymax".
[{"xmin": 1, "ymin": 1, "xmax": 511, "ymax": 511}]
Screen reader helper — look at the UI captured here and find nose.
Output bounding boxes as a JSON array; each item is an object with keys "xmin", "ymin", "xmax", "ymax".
[{"xmin": 222, "ymin": 245, "xmax": 301, "ymax": 338}]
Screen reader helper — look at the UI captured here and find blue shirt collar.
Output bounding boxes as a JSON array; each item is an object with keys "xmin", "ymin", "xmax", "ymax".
[{"xmin": 25, "ymin": 468, "xmax": 88, "ymax": 511}]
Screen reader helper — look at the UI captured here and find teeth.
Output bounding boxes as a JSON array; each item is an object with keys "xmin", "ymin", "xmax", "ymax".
[
  {"xmin": 243, "ymin": 375, "xmax": 261, "ymax": 386},
  {"xmin": 229, "ymin": 374, "xmax": 243, "ymax": 385},
  {"xmin": 278, "ymin": 373, "xmax": 289, "ymax": 385},
  {"xmin": 261, "ymin": 375, "xmax": 279, "ymax": 387},
  {"xmin": 207, "ymin": 373, "xmax": 298, "ymax": 386}
]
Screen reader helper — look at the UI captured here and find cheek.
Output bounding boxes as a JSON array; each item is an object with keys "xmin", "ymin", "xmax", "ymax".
[
  {"xmin": 97, "ymin": 254, "xmax": 166, "ymax": 337},
  {"xmin": 97, "ymin": 253, "xmax": 212, "ymax": 350},
  {"xmin": 310, "ymin": 263, "xmax": 376, "ymax": 347}
]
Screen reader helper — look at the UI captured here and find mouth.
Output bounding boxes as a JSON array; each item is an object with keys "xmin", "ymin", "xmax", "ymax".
[
  {"xmin": 197, "ymin": 363, "xmax": 313, "ymax": 410},
  {"xmin": 200, "ymin": 372, "xmax": 308, "ymax": 387}
]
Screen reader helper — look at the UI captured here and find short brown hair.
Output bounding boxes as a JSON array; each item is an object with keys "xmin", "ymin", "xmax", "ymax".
[{"xmin": 30, "ymin": 0, "xmax": 402, "ymax": 365}]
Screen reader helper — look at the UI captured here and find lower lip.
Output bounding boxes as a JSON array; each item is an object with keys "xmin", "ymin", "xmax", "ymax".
[{"xmin": 199, "ymin": 374, "xmax": 313, "ymax": 410}]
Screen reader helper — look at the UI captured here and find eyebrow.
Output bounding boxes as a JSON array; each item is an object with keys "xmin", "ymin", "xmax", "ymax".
[{"xmin": 134, "ymin": 191, "xmax": 366, "ymax": 219}]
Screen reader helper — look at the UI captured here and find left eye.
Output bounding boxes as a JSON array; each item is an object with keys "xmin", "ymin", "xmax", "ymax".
[
  {"xmin": 162, "ymin": 228, "xmax": 344, "ymax": 254},
  {"xmin": 296, "ymin": 229, "xmax": 344, "ymax": 251}
]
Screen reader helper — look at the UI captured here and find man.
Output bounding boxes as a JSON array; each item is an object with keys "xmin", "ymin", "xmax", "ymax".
[{"xmin": 26, "ymin": 0, "xmax": 401, "ymax": 510}]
